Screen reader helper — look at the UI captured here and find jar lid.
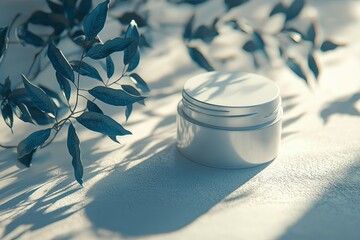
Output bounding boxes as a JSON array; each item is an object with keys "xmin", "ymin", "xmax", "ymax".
[{"xmin": 181, "ymin": 72, "xmax": 281, "ymax": 128}]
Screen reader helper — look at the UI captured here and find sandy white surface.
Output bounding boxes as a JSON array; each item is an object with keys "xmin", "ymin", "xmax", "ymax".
[{"xmin": 1, "ymin": 0, "xmax": 360, "ymax": 239}]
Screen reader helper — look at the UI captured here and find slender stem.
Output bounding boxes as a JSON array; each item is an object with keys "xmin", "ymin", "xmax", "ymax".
[{"xmin": 71, "ymin": 50, "xmax": 86, "ymax": 113}]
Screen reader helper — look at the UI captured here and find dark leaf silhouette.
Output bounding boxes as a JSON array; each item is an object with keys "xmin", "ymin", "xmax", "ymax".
[
  {"xmin": 3, "ymin": 77, "xmax": 11, "ymax": 97},
  {"xmin": 76, "ymin": 0, "xmax": 92, "ymax": 22},
  {"xmin": 1, "ymin": 102, "xmax": 13, "ymax": 130},
  {"xmin": 285, "ymin": 0, "xmax": 305, "ymax": 21},
  {"xmin": 130, "ymin": 73, "xmax": 150, "ymax": 93},
  {"xmin": 183, "ymin": 14, "xmax": 194, "ymax": 39},
  {"xmin": 305, "ymin": 22, "xmax": 316, "ymax": 44},
  {"xmin": 224, "ymin": 0, "xmax": 249, "ymax": 10},
  {"xmin": 46, "ymin": 0, "xmax": 64, "ymax": 14},
  {"xmin": 192, "ymin": 24, "xmax": 219, "ymax": 43},
  {"xmin": 320, "ymin": 40, "xmax": 343, "ymax": 52},
  {"xmin": 12, "ymin": 102, "xmax": 34, "ymax": 124},
  {"xmin": 269, "ymin": 2, "xmax": 286, "ymax": 16},
  {"xmin": 125, "ymin": 104, "xmax": 132, "ymax": 121},
  {"xmin": 127, "ymin": 50, "xmax": 140, "ymax": 72},
  {"xmin": 286, "ymin": 57, "xmax": 307, "ymax": 83},
  {"xmin": 67, "ymin": 123, "xmax": 83, "ymax": 186},
  {"xmin": 124, "ymin": 20, "xmax": 140, "ymax": 65},
  {"xmin": 187, "ymin": 46, "xmax": 214, "ymax": 71},
  {"xmin": 243, "ymin": 39, "xmax": 257, "ymax": 52},
  {"xmin": 308, "ymin": 53, "xmax": 319, "ymax": 79},
  {"xmin": 87, "ymin": 101, "xmax": 103, "ymax": 114},
  {"xmin": 56, "ymin": 72, "xmax": 72, "ymax": 101},
  {"xmin": 0, "ymin": 27, "xmax": 9, "ymax": 64},
  {"xmin": 16, "ymin": 24, "xmax": 45, "ymax": 47},
  {"xmin": 106, "ymin": 56, "xmax": 114, "ymax": 78}
]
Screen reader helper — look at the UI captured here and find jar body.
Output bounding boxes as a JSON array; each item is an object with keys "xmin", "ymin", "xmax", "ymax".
[{"xmin": 177, "ymin": 102, "xmax": 282, "ymax": 168}]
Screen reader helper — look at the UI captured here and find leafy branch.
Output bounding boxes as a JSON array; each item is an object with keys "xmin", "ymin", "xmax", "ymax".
[{"xmin": 0, "ymin": 0, "xmax": 150, "ymax": 186}]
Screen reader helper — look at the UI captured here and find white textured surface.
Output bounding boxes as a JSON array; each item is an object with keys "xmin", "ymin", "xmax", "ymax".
[{"xmin": 1, "ymin": 0, "xmax": 360, "ymax": 240}]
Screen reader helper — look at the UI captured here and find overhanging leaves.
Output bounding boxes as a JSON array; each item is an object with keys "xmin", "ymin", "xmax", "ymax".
[{"xmin": 67, "ymin": 123, "xmax": 83, "ymax": 186}]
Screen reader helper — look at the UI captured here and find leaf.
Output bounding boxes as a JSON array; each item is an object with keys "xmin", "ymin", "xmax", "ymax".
[
  {"xmin": 127, "ymin": 50, "xmax": 140, "ymax": 72},
  {"xmin": 76, "ymin": 0, "xmax": 92, "ymax": 22},
  {"xmin": 48, "ymin": 41, "xmax": 75, "ymax": 82},
  {"xmin": 117, "ymin": 12, "xmax": 147, "ymax": 27},
  {"xmin": 22, "ymin": 74, "xmax": 56, "ymax": 118},
  {"xmin": 108, "ymin": 135, "xmax": 120, "ymax": 143},
  {"xmin": 125, "ymin": 104, "xmax": 133, "ymax": 121},
  {"xmin": 139, "ymin": 34, "xmax": 151, "ymax": 48},
  {"xmin": 3, "ymin": 77, "xmax": 12, "ymax": 97},
  {"xmin": 24, "ymin": 102, "xmax": 53, "ymax": 125},
  {"xmin": 86, "ymin": 37, "xmax": 133, "ymax": 59},
  {"xmin": 27, "ymin": 10, "xmax": 69, "ymax": 31},
  {"xmin": 87, "ymin": 100, "xmax": 103, "ymax": 114},
  {"xmin": 224, "ymin": 0, "xmax": 249, "ymax": 10},
  {"xmin": 0, "ymin": 27, "xmax": 9, "ymax": 64},
  {"xmin": 192, "ymin": 25, "xmax": 219, "ymax": 43},
  {"xmin": 83, "ymin": 0, "xmax": 109, "ymax": 40},
  {"xmin": 121, "ymin": 84, "xmax": 145, "ymax": 105},
  {"xmin": 123, "ymin": 20, "xmax": 140, "ymax": 65},
  {"xmin": 63, "ymin": 0, "xmax": 77, "ymax": 26},
  {"xmin": 67, "ymin": 123, "xmax": 83, "ymax": 186},
  {"xmin": 286, "ymin": 57, "xmax": 307, "ymax": 83},
  {"xmin": 12, "ymin": 102, "xmax": 34, "ymax": 124},
  {"xmin": 320, "ymin": 40, "xmax": 343, "ymax": 52},
  {"xmin": 76, "ymin": 111, "xmax": 132, "ymax": 136},
  {"xmin": 106, "ymin": 56, "xmax": 114, "ymax": 78},
  {"xmin": 88, "ymin": 86, "xmax": 146, "ymax": 106},
  {"xmin": 56, "ymin": 72, "xmax": 71, "ymax": 101},
  {"xmin": 308, "ymin": 53, "xmax": 319, "ymax": 79},
  {"xmin": 243, "ymin": 40, "xmax": 257, "ymax": 52},
  {"xmin": 129, "ymin": 73, "xmax": 150, "ymax": 93},
  {"xmin": 46, "ymin": 0, "xmax": 64, "ymax": 14},
  {"xmin": 269, "ymin": 2, "xmax": 286, "ymax": 16},
  {"xmin": 305, "ymin": 22, "xmax": 316, "ymax": 44},
  {"xmin": 16, "ymin": 24, "xmax": 45, "ymax": 47},
  {"xmin": 285, "ymin": 0, "xmax": 305, "ymax": 21},
  {"xmin": 183, "ymin": 14, "xmax": 194, "ymax": 39},
  {"xmin": 39, "ymin": 84, "xmax": 65, "ymax": 107},
  {"xmin": 18, "ymin": 149, "xmax": 37, "ymax": 168},
  {"xmin": 70, "ymin": 60, "xmax": 102, "ymax": 81},
  {"xmin": 17, "ymin": 128, "xmax": 51, "ymax": 161},
  {"xmin": 1, "ymin": 102, "xmax": 13, "ymax": 130},
  {"xmin": 187, "ymin": 46, "xmax": 214, "ymax": 71}
]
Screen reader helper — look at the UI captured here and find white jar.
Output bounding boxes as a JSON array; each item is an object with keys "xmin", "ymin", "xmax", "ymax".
[{"xmin": 177, "ymin": 71, "xmax": 282, "ymax": 168}]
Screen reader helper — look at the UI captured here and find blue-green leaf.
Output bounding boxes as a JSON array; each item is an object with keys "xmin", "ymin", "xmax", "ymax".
[
  {"xmin": 129, "ymin": 73, "xmax": 150, "ymax": 93},
  {"xmin": 183, "ymin": 14, "xmax": 194, "ymax": 39},
  {"xmin": 48, "ymin": 41, "xmax": 74, "ymax": 82},
  {"xmin": 187, "ymin": 46, "xmax": 214, "ymax": 71},
  {"xmin": 285, "ymin": 0, "xmax": 305, "ymax": 21},
  {"xmin": 121, "ymin": 84, "xmax": 145, "ymax": 105},
  {"xmin": 125, "ymin": 104, "xmax": 132, "ymax": 121},
  {"xmin": 0, "ymin": 27, "xmax": 9, "ymax": 64},
  {"xmin": 127, "ymin": 50, "xmax": 140, "ymax": 72},
  {"xmin": 70, "ymin": 60, "xmax": 102, "ymax": 82},
  {"xmin": 308, "ymin": 53, "xmax": 319, "ymax": 79},
  {"xmin": 117, "ymin": 12, "xmax": 147, "ymax": 27},
  {"xmin": 286, "ymin": 57, "xmax": 308, "ymax": 84},
  {"xmin": 46, "ymin": 0, "xmax": 64, "ymax": 14},
  {"xmin": 16, "ymin": 24, "xmax": 45, "ymax": 47},
  {"xmin": 76, "ymin": 0, "xmax": 92, "ymax": 22},
  {"xmin": 12, "ymin": 102, "xmax": 34, "ymax": 124},
  {"xmin": 1, "ymin": 102, "xmax": 13, "ymax": 130},
  {"xmin": 124, "ymin": 20, "xmax": 140, "ymax": 65},
  {"xmin": 243, "ymin": 39, "xmax": 257, "ymax": 52},
  {"xmin": 18, "ymin": 149, "xmax": 37, "ymax": 168},
  {"xmin": 39, "ymin": 84, "xmax": 65, "ymax": 107},
  {"xmin": 108, "ymin": 135, "xmax": 120, "ymax": 143},
  {"xmin": 3, "ymin": 77, "xmax": 12, "ymax": 97},
  {"xmin": 224, "ymin": 0, "xmax": 249, "ymax": 10},
  {"xmin": 106, "ymin": 56, "xmax": 114, "ymax": 78},
  {"xmin": 320, "ymin": 40, "xmax": 343, "ymax": 52},
  {"xmin": 17, "ymin": 128, "xmax": 51, "ymax": 161},
  {"xmin": 76, "ymin": 111, "xmax": 132, "ymax": 136},
  {"xmin": 88, "ymin": 86, "xmax": 146, "ymax": 106},
  {"xmin": 269, "ymin": 2, "xmax": 286, "ymax": 16},
  {"xmin": 305, "ymin": 22, "xmax": 316, "ymax": 44},
  {"xmin": 56, "ymin": 72, "xmax": 71, "ymax": 101},
  {"xmin": 22, "ymin": 74, "xmax": 56, "ymax": 118},
  {"xmin": 87, "ymin": 100, "xmax": 103, "ymax": 114},
  {"xmin": 24, "ymin": 102, "xmax": 53, "ymax": 125},
  {"xmin": 86, "ymin": 37, "xmax": 133, "ymax": 59},
  {"xmin": 83, "ymin": 0, "xmax": 109, "ymax": 40},
  {"xmin": 67, "ymin": 123, "xmax": 83, "ymax": 186}
]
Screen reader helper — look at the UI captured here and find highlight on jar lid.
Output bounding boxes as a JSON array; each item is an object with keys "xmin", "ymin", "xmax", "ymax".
[{"xmin": 177, "ymin": 71, "xmax": 283, "ymax": 168}]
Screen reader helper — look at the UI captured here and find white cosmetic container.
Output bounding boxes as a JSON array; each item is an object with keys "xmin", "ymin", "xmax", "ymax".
[{"xmin": 177, "ymin": 71, "xmax": 282, "ymax": 168}]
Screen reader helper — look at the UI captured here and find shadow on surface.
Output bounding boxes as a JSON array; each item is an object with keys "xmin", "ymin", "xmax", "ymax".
[
  {"xmin": 279, "ymin": 156, "xmax": 360, "ymax": 240},
  {"xmin": 321, "ymin": 92, "xmax": 360, "ymax": 123},
  {"xmin": 85, "ymin": 144, "xmax": 270, "ymax": 236}
]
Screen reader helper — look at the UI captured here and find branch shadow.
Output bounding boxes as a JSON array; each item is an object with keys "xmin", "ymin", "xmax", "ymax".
[{"xmin": 85, "ymin": 144, "xmax": 271, "ymax": 237}]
